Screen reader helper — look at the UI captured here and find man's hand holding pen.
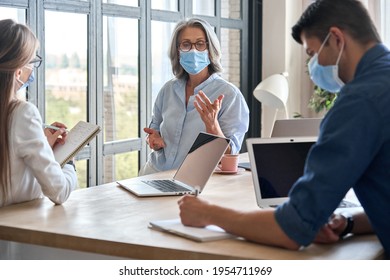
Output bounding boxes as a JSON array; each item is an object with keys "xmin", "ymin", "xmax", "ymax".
[
  {"xmin": 144, "ymin": 127, "xmax": 166, "ymax": 150},
  {"xmin": 43, "ymin": 122, "xmax": 68, "ymax": 149}
]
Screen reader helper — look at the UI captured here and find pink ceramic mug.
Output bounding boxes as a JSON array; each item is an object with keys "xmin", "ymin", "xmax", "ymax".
[{"xmin": 220, "ymin": 154, "xmax": 239, "ymax": 172}]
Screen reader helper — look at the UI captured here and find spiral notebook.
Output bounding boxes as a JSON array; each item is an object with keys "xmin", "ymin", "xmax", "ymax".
[{"xmin": 53, "ymin": 121, "xmax": 101, "ymax": 167}]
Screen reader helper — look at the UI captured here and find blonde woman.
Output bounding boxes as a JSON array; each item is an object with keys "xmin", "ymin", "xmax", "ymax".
[{"xmin": 0, "ymin": 19, "xmax": 77, "ymax": 207}]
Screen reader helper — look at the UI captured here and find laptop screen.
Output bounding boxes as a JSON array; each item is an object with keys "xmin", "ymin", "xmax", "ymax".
[
  {"xmin": 253, "ymin": 141, "xmax": 314, "ymax": 198},
  {"xmin": 247, "ymin": 137, "xmax": 317, "ymax": 208},
  {"xmin": 174, "ymin": 132, "xmax": 231, "ymax": 190},
  {"xmin": 271, "ymin": 118, "xmax": 321, "ymax": 137}
]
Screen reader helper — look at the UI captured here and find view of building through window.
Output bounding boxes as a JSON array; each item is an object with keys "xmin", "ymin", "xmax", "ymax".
[
  {"xmin": 45, "ymin": 11, "xmax": 89, "ymax": 187},
  {"xmin": 221, "ymin": 28, "xmax": 241, "ymax": 88},
  {"xmin": 103, "ymin": 16, "xmax": 139, "ymax": 183}
]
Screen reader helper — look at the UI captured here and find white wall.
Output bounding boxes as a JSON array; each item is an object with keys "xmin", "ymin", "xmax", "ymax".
[
  {"xmin": 261, "ymin": 0, "xmax": 314, "ymax": 137},
  {"xmin": 260, "ymin": 0, "xmax": 384, "ymax": 137}
]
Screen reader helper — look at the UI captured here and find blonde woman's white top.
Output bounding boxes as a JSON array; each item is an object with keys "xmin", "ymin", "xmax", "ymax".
[{"xmin": 2, "ymin": 101, "xmax": 77, "ymax": 207}]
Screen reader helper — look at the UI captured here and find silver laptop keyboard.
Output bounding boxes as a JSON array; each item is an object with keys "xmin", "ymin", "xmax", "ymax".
[{"xmin": 142, "ymin": 180, "xmax": 190, "ymax": 192}]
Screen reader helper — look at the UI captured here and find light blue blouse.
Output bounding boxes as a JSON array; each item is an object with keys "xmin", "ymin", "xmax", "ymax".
[{"xmin": 147, "ymin": 73, "xmax": 249, "ymax": 172}]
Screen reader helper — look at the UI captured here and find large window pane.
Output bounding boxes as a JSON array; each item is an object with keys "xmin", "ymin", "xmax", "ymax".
[
  {"xmin": 193, "ymin": 0, "xmax": 215, "ymax": 16},
  {"xmin": 103, "ymin": 16, "xmax": 139, "ymax": 183},
  {"xmin": 103, "ymin": 16, "xmax": 139, "ymax": 142},
  {"xmin": 151, "ymin": 21, "xmax": 175, "ymax": 104},
  {"xmin": 45, "ymin": 11, "xmax": 88, "ymax": 188},
  {"xmin": 220, "ymin": 28, "xmax": 241, "ymax": 88},
  {"xmin": 103, "ymin": 0, "xmax": 138, "ymax": 6},
  {"xmin": 0, "ymin": 7, "xmax": 25, "ymax": 22},
  {"xmin": 152, "ymin": 0, "xmax": 178, "ymax": 11},
  {"xmin": 222, "ymin": 0, "xmax": 241, "ymax": 19}
]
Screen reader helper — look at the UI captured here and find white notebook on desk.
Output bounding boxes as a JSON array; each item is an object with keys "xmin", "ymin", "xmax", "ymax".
[
  {"xmin": 53, "ymin": 121, "xmax": 101, "ymax": 167},
  {"xmin": 149, "ymin": 218, "xmax": 235, "ymax": 242}
]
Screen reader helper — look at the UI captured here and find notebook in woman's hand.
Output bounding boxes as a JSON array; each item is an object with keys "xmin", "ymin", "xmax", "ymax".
[{"xmin": 53, "ymin": 121, "xmax": 101, "ymax": 167}]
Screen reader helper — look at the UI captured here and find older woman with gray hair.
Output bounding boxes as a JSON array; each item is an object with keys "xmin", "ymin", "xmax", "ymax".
[{"xmin": 140, "ymin": 17, "xmax": 249, "ymax": 175}]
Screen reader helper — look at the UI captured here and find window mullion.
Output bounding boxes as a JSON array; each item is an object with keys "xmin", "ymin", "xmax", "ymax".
[{"xmin": 89, "ymin": 0, "xmax": 101, "ymax": 186}]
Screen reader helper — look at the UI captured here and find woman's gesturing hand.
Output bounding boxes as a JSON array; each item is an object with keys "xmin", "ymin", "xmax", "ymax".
[
  {"xmin": 194, "ymin": 90, "xmax": 224, "ymax": 133},
  {"xmin": 144, "ymin": 127, "xmax": 166, "ymax": 150}
]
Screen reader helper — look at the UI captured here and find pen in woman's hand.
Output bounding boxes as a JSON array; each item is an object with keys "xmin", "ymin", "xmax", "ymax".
[{"xmin": 43, "ymin": 124, "xmax": 69, "ymax": 133}]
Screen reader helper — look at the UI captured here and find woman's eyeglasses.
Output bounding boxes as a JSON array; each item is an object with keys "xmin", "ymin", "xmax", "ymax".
[
  {"xmin": 29, "ymin": 54, "xmax": 42, "ymax": 68},
  {"xmin": 179, "ymin": 40, "xmax": 208, "ymax": 52}
]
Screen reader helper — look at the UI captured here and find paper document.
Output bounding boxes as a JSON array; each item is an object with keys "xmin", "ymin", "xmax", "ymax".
[
  {"xmin": 53, "ymin": 121, "xmax": 101, "ymax": 167},
  {"xmin": 149, "ymin": 218, "xmax": 235, "ymax": 242}
]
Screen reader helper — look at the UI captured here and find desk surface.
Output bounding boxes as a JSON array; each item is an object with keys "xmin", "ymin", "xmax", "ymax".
[{"xmin": 0, "ymin": 155, "xmax": 384, "ymax": 260}]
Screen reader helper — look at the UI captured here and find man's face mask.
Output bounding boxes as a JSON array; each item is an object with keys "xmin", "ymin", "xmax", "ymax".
[
  {"xmin": 179, "ymin": 49, "xmax": 210, "ymax": 75},
  {"xmin": 308, "ymin": 33, "xmax": 345, "ymax": 93},
  {"xmin": 16, "ymin": 66, "xmax": 35, "ymax": 90}
]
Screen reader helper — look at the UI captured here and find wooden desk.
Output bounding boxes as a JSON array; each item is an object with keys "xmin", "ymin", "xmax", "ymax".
[{"xmin": 0, "ymin": 156, "xmax": 384, "ymax": 259}]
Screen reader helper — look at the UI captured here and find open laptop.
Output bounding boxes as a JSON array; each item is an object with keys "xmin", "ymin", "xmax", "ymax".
[
  {"xmin": 236, "ymin": 118, "xmax": 322, "ymax": 172},
  {"xmin": 117, "ymin": 132, "xmax": 231, "ymax": 197},
  {"xmin": 246, "ymin": 137, "xmax": 361, "ymax": 209},
  {"xmin": 271, "ymin": 118, "xmax": 322, "ymax": 137}
]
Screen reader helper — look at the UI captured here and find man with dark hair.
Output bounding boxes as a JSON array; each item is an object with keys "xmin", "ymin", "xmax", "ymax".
[
  {"xmin": 178, "ymin": 0, "xmax": 390, "ymax": 258},
  {"xmin": 291, "ymin": 0, "xmax": 381, "ymax": 45}
]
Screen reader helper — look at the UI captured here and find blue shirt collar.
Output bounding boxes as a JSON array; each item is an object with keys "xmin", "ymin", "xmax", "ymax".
[
  {"xmin": 173, "ymin": 73, "xmax": 221, "ymax": 104},
  {"xmin": 355, "ymin": 43, "xmax": 390, "ymax": 78}
]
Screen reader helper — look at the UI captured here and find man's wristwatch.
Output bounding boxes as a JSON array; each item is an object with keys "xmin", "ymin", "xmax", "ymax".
[
  {"xmin": 339, "ymin": 213, "xmax": 354, "ymax": 238},
  {"xmin": 66, "ymin": 160, "xmax": 76, "ymax": 171}
]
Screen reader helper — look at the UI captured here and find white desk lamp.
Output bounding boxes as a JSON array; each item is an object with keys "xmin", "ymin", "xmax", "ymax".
[{"xmin": 253, "ymin": 72, "xmax": 289, "ymax": 136}]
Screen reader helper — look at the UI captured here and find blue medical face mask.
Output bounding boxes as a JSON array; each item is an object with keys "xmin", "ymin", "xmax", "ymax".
[
  {"xmin": 16, "ymin": 66, "xmax": 35, "ymax": 90},
  {"xmin": 308, "ymin": 33, "xmax": 344, "ymax": 93},
  {"xmin": 179, "ymin": 49, "xmax": 210, "ymax": 75}
]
